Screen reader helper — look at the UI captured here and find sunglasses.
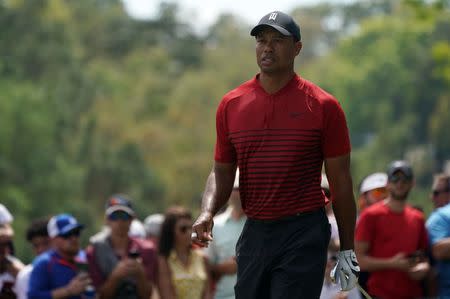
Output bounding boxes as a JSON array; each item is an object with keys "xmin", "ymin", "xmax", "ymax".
[
  {"xmin": 108, "ymin": 211, "xmax": 133, "ymax": 221},
  {"xmin": 178, "ymin": 225, "xmax": 192, "ymax": 234},
  {"xmin": 390, "ymin": 175, "xmax": 412, "ymax": 184},
  {"xmin": 433, "ymin": 189, "xmax": 450, "ymax": 197},
  {"xmin": 60, "ymin": 229, "xmax": 81, "ymax": 239},
  {"xmin": 369, "ymin": 188, "xmax": 388, "ymax": 199}
]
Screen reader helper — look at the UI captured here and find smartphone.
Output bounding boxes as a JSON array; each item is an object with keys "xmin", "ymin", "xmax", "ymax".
[
  {"xmin": 74, "ymin": 258, "xmax": 89, "ymax": 273},
  {"xmin": 128, "ymin": 250, "xmax": 140, "ymax": 259},
  {"xmin": 407, "ymin": 251, "xmax": 423, "ymax": 258},
  {"xmin": 407, "ymin": 250, "xmax": 424, "ymax": 262}
]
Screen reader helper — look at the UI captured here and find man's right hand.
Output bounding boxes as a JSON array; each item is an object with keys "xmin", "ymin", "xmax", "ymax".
[
  {"xmin": 112, "ymin": 258, "xmax": 145, "ymax": 279},
  {"xmin": 66, "ymin": 272, "xmax": 91, "ymax": 296},
  {"xmin": 390, "ymin": 252, "xmax": 412, "ymax": 271},
  {"xmin": 192, "ymin": 211, "xmax": 214, "ymax": 247}
]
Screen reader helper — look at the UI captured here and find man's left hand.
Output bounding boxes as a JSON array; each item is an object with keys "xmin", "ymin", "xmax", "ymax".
[{"xmin": 330, "ymin": 249, "xmax": 360, "ymax": 291}]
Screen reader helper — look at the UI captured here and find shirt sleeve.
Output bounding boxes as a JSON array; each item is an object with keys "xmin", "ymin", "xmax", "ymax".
[
  {"xmin": 426, "ymin": 211, "xmax": 450, "ymax": 245},
  {"xmin": 86, "ymin": 245, "xmax": 105, "ymax": 288},
  {"xmin": 214, "ymin": 99, "xmax": 236, "ymax": 163},
  {"xmin": 355, "ymin": 211, "xmax": 374, "ymax": 243},
  {"xmin": 14, "ymin": 266, "xmax": 31, "ymax": 299},
  {"xmin": 142, "ymin": 246, "xmax": 158, "ymax": 284},
  {"xmin": 28, "ymin": 259, "xmax": 52, "ymax": 299},
  {"xmin": 321, "ymin": 98, "xmax": 351, "ymax": 158},
  {"xmin": 419, "ymin": 217, "xmax": 429, "ymax": 251}
]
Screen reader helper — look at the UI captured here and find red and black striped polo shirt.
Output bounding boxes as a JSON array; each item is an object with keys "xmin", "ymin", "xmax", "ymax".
[{"xmin": 215, "ymin": 74, "xmax": 351, "ymax": 220}]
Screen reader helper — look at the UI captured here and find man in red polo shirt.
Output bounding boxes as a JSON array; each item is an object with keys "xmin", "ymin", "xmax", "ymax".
[
  {"xmin": 355, "ymin": 161, "xmax": 430, "ymax": 299},
  {"xmin": 192, "ymin": 11, "xmax": 359, "ymax": 299}
]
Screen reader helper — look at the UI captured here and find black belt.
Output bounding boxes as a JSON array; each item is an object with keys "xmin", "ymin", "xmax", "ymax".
[{"xmin": 248, "ymin": 207, "xmax": 325, "ymax": 224}]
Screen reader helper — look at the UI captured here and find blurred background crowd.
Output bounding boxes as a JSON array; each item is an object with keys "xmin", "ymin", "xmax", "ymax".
[{"xmin": 2, "ymin": 161, "xmax": 450, "ymax": 298}]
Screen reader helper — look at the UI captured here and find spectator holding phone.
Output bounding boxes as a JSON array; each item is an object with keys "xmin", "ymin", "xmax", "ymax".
[
  {"xmin": 355, "ymin": 161, "xmax": 430, "ymax": 299},
  {"xmin": 28, "ymin": 213, "xmax": 90, "ymax": 299},
  {"xmin": 86, "ymin": 194, "xmax": 158, "ymax": 299}
]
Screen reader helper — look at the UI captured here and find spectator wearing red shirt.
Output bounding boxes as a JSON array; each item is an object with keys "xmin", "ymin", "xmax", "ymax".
[
  {"xmin": 355, "ymin": 161, "xmax": 430, "ymax": 299},
  {"xmin": 86, "ymin": 195, "xmax": 158, "ymax": 299},
  {"xmin": 192, "ymin": 11, "xmax": 359, "ymax": 299}
]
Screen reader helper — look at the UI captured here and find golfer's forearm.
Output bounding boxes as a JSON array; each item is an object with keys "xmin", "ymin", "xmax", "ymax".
[
  {"xmin": 332, "ymin": 192, "xmax": 357, "ymax": 250},
  {"xmin": 325, "ymin": 154, "xmax": 356, "ymax": 251},
  {"xmin": 201, "ymin": 163, "xmax": 236, "ymax": 216},
  {"xmin": 201, "ymin": 172, "xmax": 221, "ymax": 215}
]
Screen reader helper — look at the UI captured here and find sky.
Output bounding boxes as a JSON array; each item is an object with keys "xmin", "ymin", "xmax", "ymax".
[{"xmin": 123, "ymin": 0, "xmax": 355, "ymax": 30}]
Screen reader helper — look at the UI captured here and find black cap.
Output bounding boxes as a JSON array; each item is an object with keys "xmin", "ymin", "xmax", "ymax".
[
  {"xmin": 387, "ymin": 160, "xmax": 414, "ymax": 181},
  {"xmin": 250, "ymin": 11, "xmax": 301, "ymax": 41}
]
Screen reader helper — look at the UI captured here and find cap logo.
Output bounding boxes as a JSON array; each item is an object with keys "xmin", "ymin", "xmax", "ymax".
[{"xmin": 268, "ymin": 12, "xmax": 278, "ymax": 21}]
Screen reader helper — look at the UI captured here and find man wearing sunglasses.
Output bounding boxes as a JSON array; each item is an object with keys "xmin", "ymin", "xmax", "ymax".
[
  {"xmin": 355, "ymin": 160, "xmax": 430, "ymax": 299},
  {"xmin": 28, "ymin": 214, "xmax": 91, "ymax": 299},
  {"xmin": 86, "ymin": 195, "xmax": 158, "ymax": 299},
  {"xmin": 426, "ymin": 174, "xmax": 450, "ymax": 297},
  {"xmin": 429, "ymin": 173, "xmax": 450, "ymax": 210}
]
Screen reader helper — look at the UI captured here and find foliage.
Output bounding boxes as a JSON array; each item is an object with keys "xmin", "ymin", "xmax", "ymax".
[{"xmin": 0, "ymin": 0, "xmax": 448, "ymax": 260}]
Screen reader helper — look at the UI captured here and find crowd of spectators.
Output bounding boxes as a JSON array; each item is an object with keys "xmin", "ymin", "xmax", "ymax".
[{"xmin": 1, "ymin": 161, "xmax": 450, "ymax": 299}]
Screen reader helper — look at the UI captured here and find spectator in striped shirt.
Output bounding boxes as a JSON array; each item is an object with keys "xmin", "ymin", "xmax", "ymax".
[{"xmin": 192, "ymin": 10, "xmax": 359, "ymax": 299}]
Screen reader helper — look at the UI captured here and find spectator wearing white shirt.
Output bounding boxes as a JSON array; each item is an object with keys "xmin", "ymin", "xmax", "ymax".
[
  {"xmin": 0, "ymin": 203, "xmax": 24, "ymax": 299},
  {"xmin": 15, "ymin": 218, "xmax": 51, "ymax": 299}
]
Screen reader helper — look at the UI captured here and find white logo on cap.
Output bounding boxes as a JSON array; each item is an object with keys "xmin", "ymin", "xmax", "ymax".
[{"xmin": 269, "ymin": 12, "xmax": 278, "ymax": 21}]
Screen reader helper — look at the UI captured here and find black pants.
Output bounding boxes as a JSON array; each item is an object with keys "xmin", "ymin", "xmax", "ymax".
[{"xmin": 235, "ymin": 208, "xmax": 330, "ymax": 299}]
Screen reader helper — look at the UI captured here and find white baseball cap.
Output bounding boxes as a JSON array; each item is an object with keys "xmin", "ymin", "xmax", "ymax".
[
  {"xmin": 47, "ymin": 214, "xmax": 84, "ymax": 238},
  {"xmin": 144, "ymin": 214, "xmax": 164, "ymax": 238},
  {"xmin": 0, "ymin": 204, "xmax": 13, "ymax": 225},
  {"xmin": 359, "ymin": 173, "xmax": 388, "ymax": 194},
  {"xmin": 129, "ymin": 219, "xmax": 146, "ymax": 239}
]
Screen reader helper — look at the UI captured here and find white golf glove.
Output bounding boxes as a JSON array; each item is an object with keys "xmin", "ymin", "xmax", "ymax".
[{"xmin": 330, "ymin": 249, "xmax": 360, "ymax": 291}]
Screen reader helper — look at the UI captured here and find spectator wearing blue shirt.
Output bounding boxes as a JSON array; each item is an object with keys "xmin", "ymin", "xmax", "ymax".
[
  {"xmin": 206, "ymin": 169, "xmax": 246, "ymax": 299},
  {"xmin": 28, "ymin": 214, "xmax": 91, "ymax": 299},
  {"xmin": 426, "ymin": 174, "xmax": 450, "ymax": 298}
]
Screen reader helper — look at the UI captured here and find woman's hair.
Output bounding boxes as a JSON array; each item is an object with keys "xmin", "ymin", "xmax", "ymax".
[{"xmin": 158, "ymin": 206, "xmax": 192, "ymax": 257}]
